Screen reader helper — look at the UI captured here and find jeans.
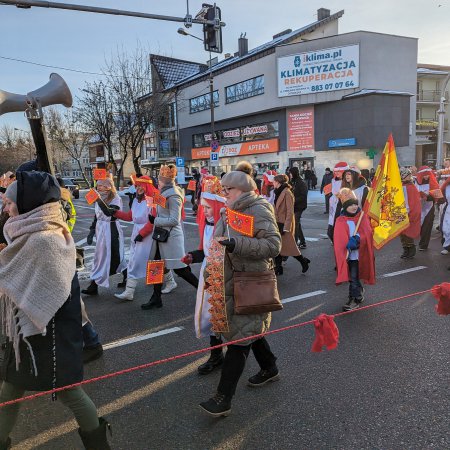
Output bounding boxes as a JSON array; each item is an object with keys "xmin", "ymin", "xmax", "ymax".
[
  {"xmin": 348, "ymin": 260, "xmax": 363, "ymax": 299},
  {"xmin": 294, "ymin": 209, "xmax": 306, "ymax": 245},
  {"xmin": 217, "ymin": 337, "xmax": 277, "ymax": 397}
]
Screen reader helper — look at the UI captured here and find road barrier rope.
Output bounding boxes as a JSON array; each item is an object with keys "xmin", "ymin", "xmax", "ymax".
[{"xmin": 0, "ymin": 287, "xmax": 438, "ymax": 409}]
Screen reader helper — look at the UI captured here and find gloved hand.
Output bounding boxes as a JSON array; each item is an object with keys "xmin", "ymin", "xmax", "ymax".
[
  {"xmin": 346, "ymin": 235, "xmax": 360, "ymax": 251},
  {"xmin": 134, "ymin": 234, "xmax": 143, "ymax": 243},
  {"xmin": 86, "ymin": 229, "xmax": 95, "ymax": 246},
  {"xmin": 218, "ymin": 238, "xmax": 236, "ymax": 253},
  {"xmin": 181, "ymin": 253, "xmax": 193, "ymax": 265},
  {"xmin": 97, "ymin": 199, "xmax": 116, "ymax": 217},
  {"xmin": 148, "ymin": 214, "xmax": 155, "ymax": 224}
]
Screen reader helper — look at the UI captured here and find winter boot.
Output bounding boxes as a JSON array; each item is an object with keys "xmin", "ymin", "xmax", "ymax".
[
  {"xmin": 400, "ymin": 247, "xmax": 409, "ymax": 259},
  {"xmin": 198, "ymin": 336, "xmax": 224, "ymax": 375},
  {"xmin": 274, "ymin": 256, "xmax": 283, "ymax": 276},
  {"xmin": 78, "ymin": 417, "xmax": 111, "ymax": 450},
  {"xmin": 407, "ymin": 245, "xmax": 416, "ymax": 259},
  {"xmin": 199, "ymin": 392, "xmax": 232, "ymax": 417},
  {"xmin": 141, "ymin": 292, "xmax": 162, "ymax": 310},
  {"xmin": 247, "ymin": 366, "xmax": 280, "ymax": 387},
  {"xmin": 0, "ymin": 437, "xmax": 11, "ymax": 450},
  {"xmin": 161, "ymin": 270, "xmax": 178, "ymax": 294},
  {"xmin": 114, "ymin": 278, "xmax": 137, "ymax": 301},
  {"xmin": 117, "ymin": 269, "xmax": 127, "ymax": 288},
  {"xmin": 81, "ymin": 280, "xmax": 98, "ymax": 296},
  {"xmin": 295, "ymin": 255, "xmax": 310, "ymax": 273},
  {"xmin": 83, "ymin": 343, "xmax": 104, "ymax": 364},
  {"xmin": 342, "ymin": 297, "xmax": 360, "ymax": 311}
]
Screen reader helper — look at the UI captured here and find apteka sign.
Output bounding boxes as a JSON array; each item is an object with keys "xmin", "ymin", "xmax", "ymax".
[{"xmin": 278, "ymin": 44, "xmax": 359, "ymax": 97}]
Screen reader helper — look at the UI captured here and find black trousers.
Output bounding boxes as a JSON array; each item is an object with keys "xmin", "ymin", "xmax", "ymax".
[
  {"xmin": 152, "ymin": 244, "xmax": 199, "ymax": 297},
  {"xmin": 419, "ymin": 207, "xmax": 434, "ymax": 249},
  {"xmin": 294, "ymin": 209, "xmax": 306, "ymax": 245},
  {"xmin": 348, "ymin": 260, "xmax": 363, "ymax": 299},
  {"xmin": 217, "ymin": 337, "xmax": 277, "ymax": 397},
  {"xmin": 325, "ymin": 193, "xmax": 331, "ymax": 213}
]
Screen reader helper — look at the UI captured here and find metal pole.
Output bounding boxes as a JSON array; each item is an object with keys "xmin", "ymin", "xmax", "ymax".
[
  {"xmin": 209, "ymin": 50, "xmax": 215, "ymax": 174},
  {"xmin": 436, "ymin": 72, "xmax": 450, "ymax": 169},
  {"xmin": 0, "ymin": 0, "xmax": 225, "ymax": 26}
]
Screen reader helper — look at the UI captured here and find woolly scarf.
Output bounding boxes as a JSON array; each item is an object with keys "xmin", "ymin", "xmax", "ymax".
[{"xmin": 0, "ymin": 202, "xmax": 76, "ymax": 371}]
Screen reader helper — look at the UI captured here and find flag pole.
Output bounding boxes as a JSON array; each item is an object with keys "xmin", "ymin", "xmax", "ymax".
[{"xmin": 346, "ymin": 210, "xmax": 365, "ymax": 259}]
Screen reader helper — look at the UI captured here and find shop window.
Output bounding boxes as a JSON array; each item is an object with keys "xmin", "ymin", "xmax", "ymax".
[{"xmin": 225, "ymin": 75, "xmax": 264, "ymax": 104}]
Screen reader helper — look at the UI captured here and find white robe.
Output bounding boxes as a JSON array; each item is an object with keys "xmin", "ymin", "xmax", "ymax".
[
  {"xmin": 328, "ymin": 179, "xmax": 342, "ymax": 226},
  {"xmin": 90, "ymin": 196, "xmax": 126, "ymax": 287},
  {"xmin": 441, "ymin": 185, "xmax": 450, "ymax": 248},
  {"xmin": 415, "ymin": 182, "xmax": 434, "ymax": 225},
  {"xmin": 194, "ymin": 224, "xmax": 214, "ymax": 339},
  {"xmin": 127, "ymin": 199, "xmax": 154, "ymax": 280}
]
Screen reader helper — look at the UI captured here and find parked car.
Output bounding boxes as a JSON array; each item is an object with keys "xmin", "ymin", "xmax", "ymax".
[{"xmin": 62, "ymin": 177, "xmax": 81, "ymax": 199}]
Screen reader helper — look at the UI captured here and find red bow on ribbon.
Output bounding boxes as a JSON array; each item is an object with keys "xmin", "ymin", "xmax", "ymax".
[
  {"xmin": 431, "ymin": 283, "xmax": 450, "ymax": 316},
  {"xmin": 311, "ymin": 314, "xmax": 339, "ymax": 352}
]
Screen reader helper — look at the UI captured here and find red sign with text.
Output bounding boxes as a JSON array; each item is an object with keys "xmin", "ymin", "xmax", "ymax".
[{"xmin": 288, "ymin": 107, "xmax": 314, "ymax": 151}]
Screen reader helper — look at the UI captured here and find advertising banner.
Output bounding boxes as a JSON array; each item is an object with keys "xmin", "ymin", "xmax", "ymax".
[
  {"xmin": 287, "ymin": 107, "xmax": 314, "ymax": 151},
  {"xmin": 191, "ymin": 138, "xmax": 279, "ymax": 160},
  {"xmin": 278, "ymin": 44, "xmax": 359, "ymax": 97}
]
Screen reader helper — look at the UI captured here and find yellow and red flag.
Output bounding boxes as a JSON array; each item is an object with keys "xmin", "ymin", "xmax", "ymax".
[
  {"xmin": 85, "ymin": 189, "xmax": 99, "ymax": 205},
  {"xmin": 364, "ymin": 134, "xmax": 409, "ymax": 249},
  {"xmin": 226, "ymin": 209, "xmax": 254, "ymax": 237},
  {"xmin": 93, "ymin": 168, "xmax": 107, "ymax": 180},
  {"xmin": 146, "ymin": 260, "xmax": 165, "ymax": 285}
]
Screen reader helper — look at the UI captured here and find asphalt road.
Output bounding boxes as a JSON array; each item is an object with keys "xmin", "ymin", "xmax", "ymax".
[{"xmin": 7, "ymin": 192, "xmax": 450, "ymax": 450}]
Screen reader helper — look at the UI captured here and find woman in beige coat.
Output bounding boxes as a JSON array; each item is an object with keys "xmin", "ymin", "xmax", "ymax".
[{"xmin": 273, "ymin": 174, "xmax": 310, "ymax": 275}]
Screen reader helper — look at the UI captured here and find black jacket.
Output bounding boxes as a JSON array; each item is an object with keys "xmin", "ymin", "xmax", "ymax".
[
  {"xmin": 290, "ymin": 176, "xmax": 308, "ymax": 212},
  {"xmin": 320, "ymin": 173, "xmax": 333, "ymax": 193}
]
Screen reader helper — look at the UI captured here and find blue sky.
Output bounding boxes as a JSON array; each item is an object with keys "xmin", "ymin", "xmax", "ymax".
[{"xmin": 1, "ymin": 0, "xmax": 449, "ymax": 131}]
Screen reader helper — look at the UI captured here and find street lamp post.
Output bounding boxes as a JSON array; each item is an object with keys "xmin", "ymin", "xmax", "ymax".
[{"xmin": 178, "ymin": 28, "xmax": 215, "ymax": 172}]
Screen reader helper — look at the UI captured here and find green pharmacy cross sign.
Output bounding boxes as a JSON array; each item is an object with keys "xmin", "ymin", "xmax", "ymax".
[{"xmin": 366, "ymin": 148, "xmax": 377, "ymax": 159}]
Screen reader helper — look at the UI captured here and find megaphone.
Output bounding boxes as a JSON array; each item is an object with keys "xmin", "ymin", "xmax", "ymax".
[{"xmin": 0, "ymin": 73, "xmax": 72, "ymax": 116}]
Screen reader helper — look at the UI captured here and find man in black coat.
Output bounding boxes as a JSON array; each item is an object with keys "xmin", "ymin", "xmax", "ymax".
[
  {"xmin": 289, "ymin": 167, "xmax": 308, "ymax": 249},
  {"xmin": 320, "ymin": 167, "xmax": 333, "ymax": 214}
]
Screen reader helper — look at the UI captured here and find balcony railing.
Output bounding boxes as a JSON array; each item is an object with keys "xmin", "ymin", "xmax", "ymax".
[
  {"xmin": 417, "ymin": 90, "xmax": 449, "ymax": 102},
  {"xmin": 416, "ymin": 118, "xmax": 449, "ymax": 130}
]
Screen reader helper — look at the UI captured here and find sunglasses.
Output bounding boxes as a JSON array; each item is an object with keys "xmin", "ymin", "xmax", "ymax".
[{"xmin": 222, "ymin": 186, "xmax": 235, "ymax": 194}]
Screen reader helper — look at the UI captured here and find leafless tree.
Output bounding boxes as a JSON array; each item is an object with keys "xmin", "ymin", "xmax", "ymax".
[
  {"xmin": 46, "ymin": 107, "xmax": 91, "ymax": 186},
  {"xmin": 0, "ymin": 125, "xmax": 35, "ymax": 173}
]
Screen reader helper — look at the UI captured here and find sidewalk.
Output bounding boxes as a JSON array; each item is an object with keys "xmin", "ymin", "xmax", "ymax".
[{"xmin": 307, "ymin": 189, "xmax": 325, "ymax": 205}]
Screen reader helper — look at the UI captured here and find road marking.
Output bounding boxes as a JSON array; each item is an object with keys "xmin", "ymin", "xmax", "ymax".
[
  {"xmin": 380, "ymin": 266, "xmax": 427, "ymax": 278},
  {"xmin": 305, "ymin": 237, "xmax": 319, "ymax": 242},
  {"xmin": 282, "ymin": 290, "xmax": 327, "ymax": 304},
  {"xmin": 75, "ymin": 238, "xmax": 87, "ymax": 246},
  {"xmin": 103, "ymin": 327, "xmax": 184, "ymax": 350},
  {"xmin": 319, "ymin": 233, "xmax": 329, "ymax": 237}
]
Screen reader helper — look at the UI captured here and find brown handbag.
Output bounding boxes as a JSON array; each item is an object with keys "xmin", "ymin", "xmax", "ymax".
[{"xmin": 233, "ymin": 270, "xmax": 283, "ymax": 315}]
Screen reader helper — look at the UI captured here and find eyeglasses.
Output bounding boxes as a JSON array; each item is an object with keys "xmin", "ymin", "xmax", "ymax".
[{"xmin": 222, "ymin": 186, "xmax": 235, "ymax": 194}]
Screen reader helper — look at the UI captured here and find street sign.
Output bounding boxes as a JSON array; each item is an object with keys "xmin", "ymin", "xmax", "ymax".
[
  {"xmin": 210, "ymin": 152, "xmax": 219, "ymax": 167},
  {"xmin": 176, "ymin": 157, "xmax": 185, "ymax": 167},
  {"xmin": 328, "ymin": 138, "xmax": 356, "ymax": 148},
  {"xmin": 211, "ymin": 140, "xmax": 219, "ymax": 151}
]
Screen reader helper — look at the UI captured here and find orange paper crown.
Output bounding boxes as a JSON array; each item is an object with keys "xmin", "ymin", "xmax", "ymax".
[{"xmin": 159, "ymin": 165, "xmax": 177, "ymax": 180}]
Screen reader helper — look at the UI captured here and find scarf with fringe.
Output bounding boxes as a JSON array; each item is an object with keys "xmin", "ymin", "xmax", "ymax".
[{"xmin": 0, "ymin": 202, "xmax": 76, "ymax": 372}]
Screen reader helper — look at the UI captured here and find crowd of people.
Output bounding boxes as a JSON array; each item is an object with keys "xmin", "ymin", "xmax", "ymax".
[{"xmin": 0, "ymin": 155, "xmax": 449, "ymax": 446}]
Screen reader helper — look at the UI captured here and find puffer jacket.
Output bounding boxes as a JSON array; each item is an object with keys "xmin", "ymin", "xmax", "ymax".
[{"xmin": 212, "ymin": 192, "xmax": 281, "ymax": 344}]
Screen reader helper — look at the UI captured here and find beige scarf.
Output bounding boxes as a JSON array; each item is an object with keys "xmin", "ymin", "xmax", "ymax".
[{"xmin": 0, "ymin": 202, "xmax": 76, "ymax": 371}]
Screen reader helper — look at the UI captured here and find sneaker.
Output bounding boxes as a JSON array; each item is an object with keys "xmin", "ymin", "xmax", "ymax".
[
  {"xmin": 199, "ymin": 393, "xmax": 232, "ymax": 417},
  {"xmin": 247, "ymin": 367, "xmax": 280, "ymax": 387},
  {"xmin": 342, "ymin": 298, "xmax": 361, "ymax": 312},
  {"xmin": 441, "ymin": 249, "xmax": 449, "ymax": 255},
  {"xmin": 299, "ymin": 243, "xmax": 307, "ymax": 249},
  {"xmin": 83, "ymin": 343, "xmax": 103, "ymax": 364}
]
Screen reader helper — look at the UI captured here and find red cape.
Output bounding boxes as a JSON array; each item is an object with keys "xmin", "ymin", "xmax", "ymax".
[
  {"xmin": 334, "ymin": 212, "xmax": 375, "ymax": 285},
  {"xmin": 403, "ymin": 183, "xmax": 421, "ymax": 239}
]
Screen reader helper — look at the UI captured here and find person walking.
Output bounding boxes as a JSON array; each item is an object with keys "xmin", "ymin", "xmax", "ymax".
[
  {"xmin": 81, "ymin": 178, "xmax": 127, "ymax": 296},
  {"xmin": 199, "ymin": 161, "xmax": 282, "ymax": 417},
  {"xmin": 272, "ymin": 174, "xmax": 310, "ymax": 275},
  {"xmin": 340, "ymin": 166, "xmax": 369, "ymax": 209},
  {"xmin": 440, "ymin": 175, "xmax": 450, "ymax": 255},
  {"xmin": 0, "ymin": 171, "xmax": 111, "ymax": 449},
  {"xmin": 289, "ymin": 167, "xmax": 308, "ymax": 249},
  {"xmin": 320, "ymin": 167, "xmax": 333, "ymax": 214},
  {"xmin": 141, "ymin": 164, "xmax": 199, "ymax": 310},
  {"xmin": 327, "ymin": 162, "xmax": 349, "ymax": 242}
]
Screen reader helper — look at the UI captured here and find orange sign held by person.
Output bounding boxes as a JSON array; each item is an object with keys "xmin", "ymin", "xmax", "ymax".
[
  {"xmin": 85, "ymin": 189, "xmax": 99, "ymax": 205},
  {"xmin": 93, "ymin": 169, "xmax": 107, "ymax": 180},
  {"xmin": 323, "ymin": 183, "xmax": 332, "ymax": 196},
  {"xmin": 226, "ymin": 209, "xmax": 254, "ymax": 237},
  {"xmin": 187, "ymin": 180, "xmax": 197, "ymax": 191},
  {"xmin": 146, "ymin": 260, "xmax": 165, "ymax": 285}
]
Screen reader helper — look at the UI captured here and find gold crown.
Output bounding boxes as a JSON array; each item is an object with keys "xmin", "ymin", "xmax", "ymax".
[
  {"xmin": 202, "ymin": 176, "xmax": 222, "ymax": 195},
  {"xmin": 159, "ymin": 164, "xmax": 177, "ymax": 180},
  {"xmin": 338, "ymin": 187, "xmax": 357, "ymax": 204}
]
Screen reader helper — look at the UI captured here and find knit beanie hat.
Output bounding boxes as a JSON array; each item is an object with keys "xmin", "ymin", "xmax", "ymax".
[
  {"xmin": 400, "ymin": 167, "xmax": 412, "ymax": 182},
  {"xmin": 221, "ymin": 161, "xmax": 257, "ymax": 192},
  {"xmin": 4, "ymin": 180, "xmax": 17, "ymax": 203}
]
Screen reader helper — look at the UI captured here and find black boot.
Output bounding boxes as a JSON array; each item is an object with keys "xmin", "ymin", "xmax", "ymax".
[
  {"xmin": 117, "ymin": 269, "xmax": 127, "ymax": 288},
  {"xmin": 141, "ymin": 293, "xmax": 162, "ymax": 310},
  {"xmin": 400, "ymin": 247, "xmax": 409, "ymax": 259},
  {"xmin": 408, "ymin": 245, "xmax": 416, "ymax": 259},
  {"xmin": 295, "ymin": 255, "xmax": 310, "ymax": 273},
  {"xmin": 198, "ymin": 336, "xmax": 224, "ymax": 375},
  {"xmin": 199, "ymin": 392, "xmax": 232, "ymax": 417},
  {"xmin": 81, "ymin": 280, "xmax": 98, "ymax": 296},
  {"xmin": 0, "ymin": 438, "xmax": 11, "ymax": 450},
  {"xmin": 78, "ymin": 417, "xmax": 111, "ymax": 450}
]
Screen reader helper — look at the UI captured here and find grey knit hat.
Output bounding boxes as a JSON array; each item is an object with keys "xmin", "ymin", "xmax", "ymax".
[
  {"xmin": 221, "ymin": 161, "xmax": 257, "ymax": 193},
  {"xmin": 4, "ymin": 180, "xmax": 17, "ymax": 203},
  {"xmin": 400, "ymin": 167, "xmax": 412, "ymax": 182}
]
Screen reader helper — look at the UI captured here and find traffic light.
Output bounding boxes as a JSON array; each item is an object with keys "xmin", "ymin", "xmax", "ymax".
[{"xmin": 203, "ymin": 5, "xmax": 222, "ymax": 53}]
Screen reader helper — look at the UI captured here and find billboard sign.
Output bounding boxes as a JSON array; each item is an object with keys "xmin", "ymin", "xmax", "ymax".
[
  {"xmin": 278, "ymin": 44, "xmax": 359, "ymax": 97},
  {"xmin": 287, "ymin": 107, "xmax": 314, "ymax": 151}
]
